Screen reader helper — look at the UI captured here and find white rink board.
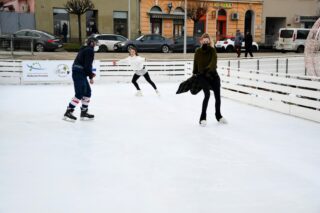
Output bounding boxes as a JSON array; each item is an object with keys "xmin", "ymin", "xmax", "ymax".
[{"xmin": 22, "ymin": 60, "xmax": 100, "ymax": 83}]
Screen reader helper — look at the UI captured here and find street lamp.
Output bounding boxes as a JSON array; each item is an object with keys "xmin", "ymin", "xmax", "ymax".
[
  {"xmin": 184, "ymin": 0, "xmax": 187, "ymax": 54},
  {"xmin": 128, "ymin": 0, "xmax": 131, "ymax": 40}
]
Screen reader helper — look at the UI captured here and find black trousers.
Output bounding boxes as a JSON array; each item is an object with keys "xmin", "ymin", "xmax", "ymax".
[
  {"xmin": 132, "ymin": 72, "xmax": 157, "ymax": 90},
  {"xmin": 198, "ymin": 74, "xmax": 222, "ymax": 121},
  {"xmin": 245, "ymin": 46, "xmax": 253, "ymax": 57}
]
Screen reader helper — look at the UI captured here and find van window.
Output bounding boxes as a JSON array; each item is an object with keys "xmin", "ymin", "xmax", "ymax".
[
  {"xmin": 297, "ymin": 30, "xmax": 309, "ymax": 39},
  {"xmin": 280, "ymin": 30, "xmax": 294, "ymax": 38}
]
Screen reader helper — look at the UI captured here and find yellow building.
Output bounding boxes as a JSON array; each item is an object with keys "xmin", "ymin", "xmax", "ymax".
[
  {"xmin": 34, "ymin": 0, "xmax": 140, "ymax": 42},
  {"xmin": 140, "ymin": 0, "xmax": 263, "ymax": 43}
]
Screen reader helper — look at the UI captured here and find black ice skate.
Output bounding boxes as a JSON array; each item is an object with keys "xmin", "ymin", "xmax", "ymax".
[
  {"xmin": 80, "ymin": 109, "xmax": 94, "ymax": 121},
  {"xmin": 63, "ymin": 108, "xmax": 77, "ymax": 122}
]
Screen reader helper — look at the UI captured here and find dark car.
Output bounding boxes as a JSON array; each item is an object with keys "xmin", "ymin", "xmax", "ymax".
[
  {"xmin": 114, "ymin": 34, "xmax": 174, "ymax": 53},
  {"xmin": 1, "ymin": 29, "xmax": 63, "ymax": 52},
  {"xmin": 171, "ymin": 36, "xmax": 200, "ymax": 52}
]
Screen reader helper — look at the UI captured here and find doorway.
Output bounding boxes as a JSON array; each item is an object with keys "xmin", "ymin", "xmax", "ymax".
[{"xmin": 216, "ymin": 9, "xmax": 227, "ymax": 41}]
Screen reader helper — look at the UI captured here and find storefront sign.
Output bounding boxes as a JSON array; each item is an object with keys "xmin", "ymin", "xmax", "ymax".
[
  {"xmin": 22, "ymin": 60, "xmax": 100, "ymax": 83},
  {"xmin": 214, "ymin": 2, "xmax": 233, "ymax": 9}
]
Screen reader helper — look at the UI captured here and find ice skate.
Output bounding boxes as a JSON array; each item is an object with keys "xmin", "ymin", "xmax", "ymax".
[
  {"xmin": 199, "ymin": 120, "xmax": 207, "ymax": 127},
  {"xmin": 80, "ymin": 109, "xmax": 94, "ymax": 121},
  {"xmin": 135, "ymin": 90, "xmax": 143, "ymax": 97},
  {"xmin": 199, "ymin": 113, "xmax": 207, "ymax": 127},
  {"xmin": 155, "ymin": 89, "xmax": 160, "ymax": 96},
  {"xmin": 218, "ymin": 117, "xmax": 228, "ymax": 124},
  {"xmin": 63, "ymin": 108, "xmax": 77, "ymax": 122}
]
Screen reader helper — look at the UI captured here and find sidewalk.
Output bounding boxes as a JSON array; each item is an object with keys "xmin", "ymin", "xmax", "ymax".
[{"xmin": 0, "ymin": 50, "xmax": 304, "ymax": 60}]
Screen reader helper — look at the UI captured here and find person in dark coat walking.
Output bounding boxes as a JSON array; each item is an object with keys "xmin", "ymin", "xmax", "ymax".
[
  {"xmin": 244, "ymin": 31, "xmax": 254, "ymax": 57},
  {"xmin": 190, "ymin": 33, "xmax": 227, "ymax": 126},
  {"xmin": 62, "ymin": 23, "xmax": 68, "ymax": 43}
]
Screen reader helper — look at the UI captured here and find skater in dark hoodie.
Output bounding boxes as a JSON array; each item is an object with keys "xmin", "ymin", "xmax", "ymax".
[
  {"xmin": 63, "ymin": 37, "xmax": 98, "ymax": 121},
  {"xmin": 193, "ymin": 33, "xmax": 227, "ymax": 126}
]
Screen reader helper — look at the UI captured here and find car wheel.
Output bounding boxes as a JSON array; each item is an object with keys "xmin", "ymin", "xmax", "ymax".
[
  {"xmin": 99, "ymin": 45, "xmax": 108, "ymax": 52},
  {"xmin": 296, "ymin": 46, "xmax": 304, "ymax": 53},
  {"xmin": 127, "ymin": 45, "xmax": 135, "ymax": 52},
  {"xmin": 226, "ymin": 46, "xmax": 234, "ymax": 53},
  {"xmin": 35, "ymin": 43, "xmax": 44, "ymax": 52},
  {"xmin": 162, "ymin": 45, "xmax": 170, "ymax": 53}
]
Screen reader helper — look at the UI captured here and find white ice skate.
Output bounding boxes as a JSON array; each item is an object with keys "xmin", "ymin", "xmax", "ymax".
[
  {"xmin": 218, "ymin": 117, "xmax": 228, "ymax": 124},
  {"xmin": 135, "ymin": 90, "xmax": 143, "ymax": 97},
  {"xmin": 199, "ymin": 120, "xmax": 207, "ymax": 127},
  {"xmin": 155, "ymin": 89, "xmax": 160, "ymax": 96}
]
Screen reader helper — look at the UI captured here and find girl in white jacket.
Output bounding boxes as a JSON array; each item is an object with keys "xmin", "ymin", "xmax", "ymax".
[{"xmin": 114, "ymin": 46, "xmax": 158, "ymax": 96}]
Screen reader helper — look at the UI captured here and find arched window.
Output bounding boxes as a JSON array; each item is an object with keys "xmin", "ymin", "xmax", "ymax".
[
  {"xmin": 150, "ymin": 6, "xmax": 162, "ymax": 13},
  {"xmin": 173, "ymin": 7, "xmax": 184, "ymax": 14}
]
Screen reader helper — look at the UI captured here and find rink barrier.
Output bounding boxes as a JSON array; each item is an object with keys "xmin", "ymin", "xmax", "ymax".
[
  {"xmin": 99, "ymin": 60, "xmax": 193, "ymax": 81},
  {"xmin": 217, "ymin": 66, "xmax": 320, "ymax": 123},
  {"xmin": 217, "ymin": 56, "xmax": 306, "ymax": 76},
  {"xmin": 0, "ymin": 60, "xmax": 22, "ymax": 84},
  {"xmin": 0, "ymin": 57, "xmax": 307, "ymax": 84}
]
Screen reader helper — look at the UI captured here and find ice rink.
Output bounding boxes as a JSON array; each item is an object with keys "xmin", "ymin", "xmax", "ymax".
[{"xmin": 0, "ymin": 83, "xmax": 320, "ymax": 213}]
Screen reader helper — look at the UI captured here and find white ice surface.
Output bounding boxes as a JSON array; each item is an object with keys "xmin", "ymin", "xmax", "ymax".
[{"xmin": 0, "ymin": 83, "xmax": 320, "ymax": 213}]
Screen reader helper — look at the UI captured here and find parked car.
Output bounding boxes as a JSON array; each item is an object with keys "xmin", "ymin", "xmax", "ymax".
[
  {"xmin": 273, "ymin": 28, "xmax": 310, "ymax": 53},
  {"xmin": 0, "ymin": 29, "xmax": 63, "ymax": 52},
  {"xmin": 86, "ymin": 33, "xmax": 128, "ymax": 52},
  {"xmin": 215, "ymin": 36, "xmax": 259, "ymax": 52},
  {"xmin": 171, "ymin": 36, "xmax": 200, "ymax": 52},
  {"xmin": 114, "ymin": 34, "xmax": 174, "ymax": 53}
]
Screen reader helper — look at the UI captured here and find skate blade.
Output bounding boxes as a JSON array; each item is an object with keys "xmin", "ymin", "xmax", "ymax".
[
  {"xmin": 80, "ymin": 117, "xmax": 94, "ymax": 121},
  {"xmin": 199, "ymin": 120, "xmax": 207, "ymax": 127},
  {"xmin": 63, "ymin": 116, "xmax": 76, "ymax": 122}
]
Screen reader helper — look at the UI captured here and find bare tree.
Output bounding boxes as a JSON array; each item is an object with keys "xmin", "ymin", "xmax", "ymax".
[
  {"xmin": 65, "ymin": 0, "xmax": 94, "ymax": 43},
  {"xmin": 181, "ymin": 0, "xmax": 208, "ymax": 36}
]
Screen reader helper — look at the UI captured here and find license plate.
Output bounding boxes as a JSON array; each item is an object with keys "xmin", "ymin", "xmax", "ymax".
[{"xmin": 58, "ymin": 44, "xmax": 62, "ymax": 48}]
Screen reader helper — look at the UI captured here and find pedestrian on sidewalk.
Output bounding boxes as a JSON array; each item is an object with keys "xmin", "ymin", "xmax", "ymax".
[
  {"xmin": 245, "ymin": 31, "xmax": 254, "ymax": 57},
  {"xmin": 234, "ymin": 29, "xmax": 244, "ymax": 58}
]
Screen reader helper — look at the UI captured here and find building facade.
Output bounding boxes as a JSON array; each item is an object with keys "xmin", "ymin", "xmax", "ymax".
[
  {"xmin": 34, "ymin": 0, "xmax": 140, "ymax": 42},
  {"xmin": 140, "ymin": 0, "xmax": 263, "ymax": 43},
  {"xmin": 262, "ymin": 0, "xmax": 320, "ymax": 46}
]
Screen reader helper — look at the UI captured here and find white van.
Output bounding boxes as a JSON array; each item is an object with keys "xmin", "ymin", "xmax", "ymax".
[{"xmin": 274, "ymin": 28, "xmax": 310, "ymax": 53}]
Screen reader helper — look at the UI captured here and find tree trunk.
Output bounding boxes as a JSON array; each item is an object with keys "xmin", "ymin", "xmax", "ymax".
[{"xmin": 77, "ymin": 14, "xmax": 82, "ymax": 44}]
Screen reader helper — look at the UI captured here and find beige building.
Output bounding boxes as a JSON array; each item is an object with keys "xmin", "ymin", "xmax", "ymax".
[
  {"xmin": 140, "ymin": 0, "xmax": 263, "ymax": 43},
  {"xmin": 262, "ymin": 0, "xmax": 320, "ymax": 46},
  {"xmin": 35, "ymin": 0, "xmax": 140, "ymax": 42}
]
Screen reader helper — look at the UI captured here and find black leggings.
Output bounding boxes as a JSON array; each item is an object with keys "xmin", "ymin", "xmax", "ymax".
[
  {"xmin": 132, "ymin": 72, "xmax": 157, "ymax": 90},
  {"xmin": 198, "ymin": 74, "xmax": 222, "ymax": 121}
]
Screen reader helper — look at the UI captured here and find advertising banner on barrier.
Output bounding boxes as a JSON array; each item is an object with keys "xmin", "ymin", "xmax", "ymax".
[{"xmin": 22, "ymin": 60, "xmax": 100, "ymax": 83}]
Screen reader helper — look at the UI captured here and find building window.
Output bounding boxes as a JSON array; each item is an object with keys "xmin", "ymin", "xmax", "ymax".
[
  {"xmin": 150, "ymin": 6, "xmax": 162, "ymax": 34},
  {"xmin": 53, "ymin": 8, "xmax": 70, "ymax": 42},
  {"xmin": 173, "ymin": 7, "xmax": 184, "ymax": 37},
  {"xmin": 173, "ymin": 19, "xmax": 184, "ymax": 37},
  {"xmin": 86, "ymin": 10, "xmax": 98, "ymax": 36},
  {"xmin": 113, "ymin": 11, "xmax": 128, "ymax": 37},
  {"xmin": 151, "ymin": 18, "xmax": 162, "ymax": 34}
]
